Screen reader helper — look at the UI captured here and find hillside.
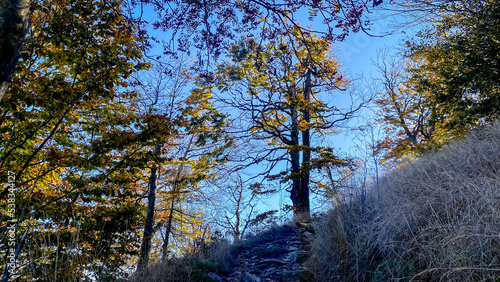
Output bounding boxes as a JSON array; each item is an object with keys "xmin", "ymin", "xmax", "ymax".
[
  {"xmin": 132, "ymin": 122, "xmax": 500, "ymax": 281},
  {"xmin": 313, "ymin": 122, "xmax": 500, "ymax": 281}
]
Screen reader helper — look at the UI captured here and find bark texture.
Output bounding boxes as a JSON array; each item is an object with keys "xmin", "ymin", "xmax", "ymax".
[{"xmin": 0, "ymin": 0, "xmax": 30, "ymax": 101}]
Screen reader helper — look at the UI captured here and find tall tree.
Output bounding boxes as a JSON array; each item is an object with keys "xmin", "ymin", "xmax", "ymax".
[
  {"xmin": 216, "ymin": 32, "xmax": 359, "ymax": 219},
  {"xmin": 206, "ymin": 173, "xmax": 277, "ymax": 243},
  {"xmin": 373, "ymin": 50, "xmax": 450, "ymax": 164},
  {"xmin": 0, "ymin": 0, "xmax": 150, "ymax": 280},
  {"xmin": 131, "ymin": 63, "xmax": 233, "ymax": 271}
]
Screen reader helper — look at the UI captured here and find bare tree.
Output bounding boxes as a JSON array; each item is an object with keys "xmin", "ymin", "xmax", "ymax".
[
  {"xmin": 204, "ymin": 171, "xmax": 281, "ymax": 243},
  {"xmin": 373, "ymin": 49, "xmax": 446, "ymax": 163}
]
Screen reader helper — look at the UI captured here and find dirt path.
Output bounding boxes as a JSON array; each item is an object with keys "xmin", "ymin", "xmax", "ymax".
[{"xmin": 213, "ymin": 224, "xmax": 317, "ymax": 282}]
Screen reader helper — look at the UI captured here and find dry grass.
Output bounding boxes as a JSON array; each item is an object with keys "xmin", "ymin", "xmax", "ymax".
[
  {"xmin": 310, "ymin": 209, "xmax": 351, "ymax": 280},
  {"xmin": 312, "ymin": 122, "xmax": 500, "ymax": 281},
  {"xmin": 129, "ymin": 238, "xmax": 233, "ymax": 282}
]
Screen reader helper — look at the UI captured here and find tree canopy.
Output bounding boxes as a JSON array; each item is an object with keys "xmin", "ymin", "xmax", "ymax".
[
  {"xmin": 408, "ymin": 0, "xmax": 500, "ymax": 132},
  {"xmin": 372, "ymin": 0, "xmax": 500, "ymax": 163}
]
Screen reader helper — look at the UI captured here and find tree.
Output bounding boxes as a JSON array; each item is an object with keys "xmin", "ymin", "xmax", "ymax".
[
  {"xmin": 373, "ymin": 50, "xmax": 450, "ymax": 164},
  {"xmin": 349, "ymin": 122, "xmax": 385, "ymax": 210},
  {"xmin": 130, "ymin": 62, "xmax": 233, "ymax": 271},
  {"xmin": 206, "ymin": 173, "xmax": 278, "ymax": 243},
  {"xmin": 407, "ymin": 0, "xmax": 500, "ymax": 133},
  {"xmin": 0, "ymin": 0, "xmax": 30, "ymax": 101},
  {"xmin": 155, "ymin": 84, "xmax": 233, "ymax": 260},
  {"xmin": 216, "ymin": 31, "xmax": 359, "ymax": 219},
  {"xmin": 133, "ymin": 0, "xmax": 376, "ymax": 71},
  {"xmin": 0, "ymin": 0, "xmax": 150, "ymax": 280},
  {"xmin": 219, "ymin": 175, "xmax": 257, "ymax": 243}
]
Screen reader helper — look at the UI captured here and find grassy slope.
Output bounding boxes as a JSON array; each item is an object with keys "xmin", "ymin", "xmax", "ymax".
[
  {"xmin": 312, "ymin": 123, "xmax": 500, "ymax": 281},
  {"xmin": 131, "ymin": 123, "xmax": 500, "ymax": 282}
]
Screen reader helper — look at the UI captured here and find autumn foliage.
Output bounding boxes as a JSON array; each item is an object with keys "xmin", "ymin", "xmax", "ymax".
[{"xmin": 1, "ymin": 0, "xmax": 499, "ymax": 280}]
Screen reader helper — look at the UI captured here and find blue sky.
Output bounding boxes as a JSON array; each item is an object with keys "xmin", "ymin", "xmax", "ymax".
[{"xmin": 134, "ymin": 3, "xmax": 422, "ymax": 228}]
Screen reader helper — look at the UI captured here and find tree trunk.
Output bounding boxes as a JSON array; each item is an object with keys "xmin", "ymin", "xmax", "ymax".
[
  {"xmin": 290, "ymin": 102, "xmax": 302, "ymax": 220},
  {"xmin": 161, "ymin": 196, "xmax": 175, "ymax": 261},
  {"xmin": 0, "ymin": 0, "xmax": 30, "ymax": 101},
  {"xmin": 233, "ymin": 179, "xmax": 242, "ymax": 243},
  {"xmin": 300, "ymin": 70, "xmax": 312, "ymax": 219},
  {"xmin": 161, "ymin": 136, "xmax": 193, "ymax": 261},
  {"xmin": 137, "ymin": 144, "xmax": 161, "ymax": 272}
]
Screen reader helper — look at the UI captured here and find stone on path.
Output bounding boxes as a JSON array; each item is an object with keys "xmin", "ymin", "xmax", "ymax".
[{"xmin": 241, "ymin": 272, "xmax": 261, "ymax": 282}]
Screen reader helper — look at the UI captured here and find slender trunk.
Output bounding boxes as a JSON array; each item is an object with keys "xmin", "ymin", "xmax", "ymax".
[
  {"xmin": 375, "ymin": 159, "xmax": 380, "ymax": 205},
  {"xmin": 361, "ymin": 164, "xmax": 367, "ymax": 214},
  {"xmin": 137, "ymin": 144, "xmax": 161, "ymax": 272},
  {"xmin": 300, "ymin": 70, "xmax": 312, "ymax": 219},
  {"xmin": 234, "ymin": 211, "xmax": 241, "ymax": 243},
  {"xmin": 161, "ymin": 136, "xmax": 194, "ymax": 261},
  {"xmin": 161, "ymin": 196, "xmax": 175, "ymax": 261},
  {"xmin": 373, "ymin": 159, "xmax": 381, "ymax": 213},
  {"xmin": 290, "ymin": 102, "xmax": 302, "ymax": 220},
  {"xmin": 0, "ymin": 0, "xmax": 30, "ymax": 101},
  {"xmin": 233, "ymin": 179, "xmax": 243, "ymax": 243}
]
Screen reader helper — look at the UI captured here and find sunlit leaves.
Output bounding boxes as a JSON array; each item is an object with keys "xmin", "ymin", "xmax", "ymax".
[
  {"xmin": 407, "ymin": 0, "xmax": 500, "ymax": 131},
  {"xmin": 217, "ymin": 31, "xmax": 347, "ymax": 145},
  {"xmin": 374, "ymin": 0, "xmax": 500, "ymax": 166},
  {"xmin": 148, "ymin": 0, "xmax": 372, "ymax": 69},
  {"xmin": 0, "ymin": 0, "xmax": 148, "ymax": 279}
]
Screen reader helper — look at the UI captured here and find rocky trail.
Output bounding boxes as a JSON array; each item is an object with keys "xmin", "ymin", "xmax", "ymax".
[{"xmin": 208, "ymin": 223, "xmax": 317, "ymax": 282}]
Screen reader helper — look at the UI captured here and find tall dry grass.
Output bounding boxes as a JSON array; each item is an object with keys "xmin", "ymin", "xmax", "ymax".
[
  {"xmin": 312, "ymin": 122, "xmax": 500, "ymax": 281},
  {"xmin": 129, "ymin": 238, "xmax": 233, "ymax": 282}
]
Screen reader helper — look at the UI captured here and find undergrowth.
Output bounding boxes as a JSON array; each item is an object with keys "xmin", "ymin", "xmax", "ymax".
[
  {"xmin": 129, "ymin": 237, "xmax": 233, "ymax": 282},
  {"xmin": 132, "ymin": 123, "xmax": 500, "ymax": 281}
]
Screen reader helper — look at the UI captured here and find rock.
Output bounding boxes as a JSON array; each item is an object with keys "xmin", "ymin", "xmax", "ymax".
[
  {"xmin": 271, "ymin": 238, "xmax": 289, "ymax": 245},
  {"xmin": 207, "ymin": 272, "xmax": 223, "ymax": 282},
  {"xmin": 288, "ymin": 250, "xmax": 310, "ymax": 263},
  {"xmin": 241, "ymin": 272, "xmax": 261, "ymax": 282},
  {"xmin": 250, "ymin": 245, "xmax": 288, "ymax": 258},
  {"xmin": 301, "ymin": 231, "xmax": 314, "ymax": 242},
  {"xmin": 220, "ymin": 223, "xmax": 317, "ymax": 282},
  {"xmin": 257, "ymin": 258, "xmax": 288, "ymax": 269},
  {"xmin": 280, "ymin": 269, "xmax": 315, "ymax": 281},
  {"xmin": 264, "ymin": 267, "xmax": 278, "ymax": 276},
  {"xmin": 288, "ymin": 239, "xmax": 302, "ymax": 246},
  {"xmin": 295, "ymin": 221, "xmax": 311, "ymax": 228}
]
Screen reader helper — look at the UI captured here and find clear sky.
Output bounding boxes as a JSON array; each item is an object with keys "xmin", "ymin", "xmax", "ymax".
[{"xmin": 337, "ymin": 12, "xmax": 418, "ymax": 76}]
